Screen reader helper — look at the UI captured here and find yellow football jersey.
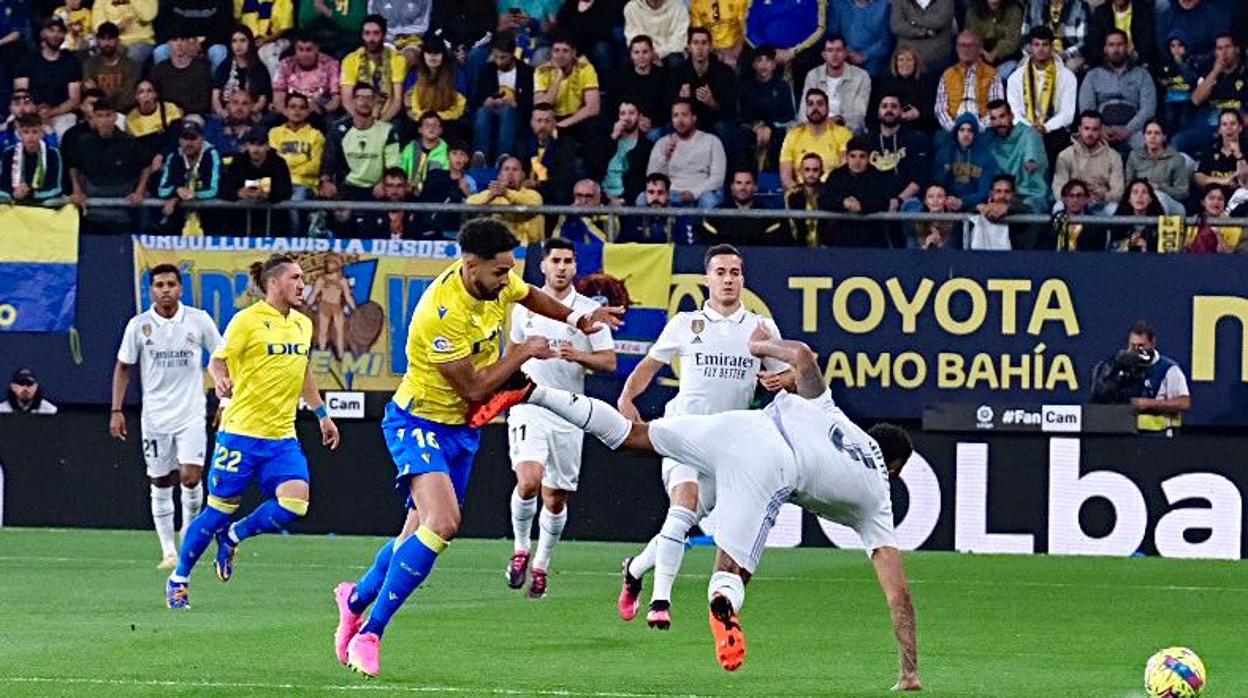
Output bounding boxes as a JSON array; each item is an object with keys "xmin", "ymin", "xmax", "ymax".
[
  {"xmin": 392, "ymin": 260, "xmax": 530, "ymax": 425},
  {"xmin": 215, "ymin": 301, "xmax": 312, "ymax": 439}
]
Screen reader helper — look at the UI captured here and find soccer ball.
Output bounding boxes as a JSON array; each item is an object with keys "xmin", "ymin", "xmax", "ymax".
[{"xmin": 1144, "ymin": 647, "xmax": 1206, "ymax": 697}]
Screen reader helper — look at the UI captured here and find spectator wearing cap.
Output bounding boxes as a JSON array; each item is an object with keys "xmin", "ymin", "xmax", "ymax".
[
  {"xmin": 0, "ymin": 369, "xmax": 58, "ymax": 415},
  {"xmin": 471, "ymin": 31, "xmax": 535, "ymax": 165},
  {"xmin": 237, "ymin": 0, "xmax": 296, "ymax": 77},
  {"xmin": 602, "ymin": 99, "xmax": 654, "ymax": 206},
  {"xmin": 14, "ymin": 17, "xmax": 83, "ymax": 138},
  {"xmin": 153, "ymin": 0, "xmax": 233, "ymax": 70},
  {"xmin": 623, "ymin": 0, "xmax": 690, "ymax": 65},
  {"xmin": 204, "ymin": 90, "xmax": 262, "ymax": 162},
  {"xmin": 0, "ymin": 114, "xmax": 66, "ymax": 204},
  {"xmin": 92, "ymin": 0, "xmax": 158, "ymax": 65},
  {"xmin": 156, "ymin": 121, "xmax": 224, "ymax": 235},
  {"xmin": 613, "ymin": 35, "xmax": 668, "ymax": 140},
  {"xmin": 406, "ymin": 37, "xmax": 467, "ymax": 137},
  {"xmin": 224, "ymin": 129, "xmax": 294, "ymax": 235},
  {"xmin": 60, "ymin": 88, "xmax": 124, "ymax": 160},
  {"xmin": 83, "ymin": 22, "xmax": 141, "ymax": 114},
  {"xmin": 149, "ymin": 31, "xmax": 215, "ymax": 117},
  {"xmin": 295, "ymin": 0, "xmax": 367, "ymax": 58},
  {"xmin": 126, "ymin": 79, "xmax": 185, "ymax": 161},
  {"xmin": 822, "ymin": 136, "xmax": 893, "ymax": 247},
  {"xmin": 212, "ymin": 26, "xmax": 273, "ymax": 119},
  {"xmin": 0, "ymin": 90, "xmax": 59, "ymax": 152},
  {"xmin": 738, "ymin": 47, "xmax": 795, "ymax": 174},
  {"xmin": 646, "ymin": 99, "xmax": 727, "ymax": 210},
  {"xmin": 67, "ymin": 97, "xmax": 154, "ymax": 234},
  {"xmin": 272, "ymin": 33, "xmax": 341, "ymax": 121},
  {"xmin": 699, "ymin": 169, "xmax": 790, "ymax": 246},
  {"xmin": 800, "ymin": 35, "xmax": 871, "ymax": 133},
  {"xmin": 339, "ymin": 14, "xmax": 407, "ymax": 122}
]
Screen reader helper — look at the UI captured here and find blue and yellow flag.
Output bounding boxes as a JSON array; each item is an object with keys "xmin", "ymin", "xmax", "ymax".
[
  {"xmin": 0, "ymin": 205, "xmax": 79, "ymax": 332},
  {"xmin": 574, "ymin": 243, "xmax": 673, "ymax": 377}
]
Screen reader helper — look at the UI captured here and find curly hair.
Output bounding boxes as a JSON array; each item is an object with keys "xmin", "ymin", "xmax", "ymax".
[{"xmin": 574, "ymin": 273, "xmax": 633, "ymax": 310}]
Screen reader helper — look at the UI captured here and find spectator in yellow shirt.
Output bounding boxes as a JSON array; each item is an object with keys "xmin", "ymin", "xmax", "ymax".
[
  {"xmin": 406, "ymin": 37, "xmax": 466, "ymax": 135},
  {"xmin": 779, "ymin": 88, "xmax": 852, "ymax": 190},
  {"xmin": 689, "ymin": 0, "xmax": 749, "ymax": 68},
  {"xmin": 467, "ymin": 155, "xmax": 545, "ymax": 243},
  {"xmin": 268, "ymin": 92, "xmax": 325, "ymax": 231},
  {"xmin": 339, "ymin": 14, "xmax": 405, "ymax": 121},
  {"xmin": 534, "ymin": 34, "xmax": 603, "ymax": 175}
]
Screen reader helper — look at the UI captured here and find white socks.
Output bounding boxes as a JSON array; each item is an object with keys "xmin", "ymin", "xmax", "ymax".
[
  {"xmin": 533, "ymin": 506, "xmax": 567, "ymax": 571},
  {"xmin": 628, "ymin": 537, "xmax": 658, "ymax": 579},
  {"xmin": 708, "ymin": 570, "xmax": 746, "ymax": 613},
  {"xmin": 510, "ymin": 490, "xmax": 537, "ymax": 552},
  {"xmin": 528, "ymin": 386, "xmax": 631, "ymax": 449},
  {"xmin": 652, "ymin": 506, "xmax": 697, "ymax": 603},
  {"xmin": 151, "ymin": 485, "xmax": 176, "ymax": 557},
  {"xmin": 180, "ymin": 483, "xmax": 203, "ymax": 541}
]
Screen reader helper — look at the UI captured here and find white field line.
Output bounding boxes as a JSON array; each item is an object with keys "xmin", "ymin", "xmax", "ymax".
[
  {"xmin": 0, "ymin": 555, "xmax": 1244, "ymax": 594},
  {"xmin": 0, "ymin": 676, "xmax": 719, "ymax": 697}
]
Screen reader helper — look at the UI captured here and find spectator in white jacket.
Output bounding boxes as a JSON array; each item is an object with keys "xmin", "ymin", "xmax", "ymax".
[
  {"xmin": 1007, "ymin": 27, "xmax": 1078, "ymax": 163},
  {"xmin": 800, "ymin": 35, "xmax": 871, "ymax": 132}
]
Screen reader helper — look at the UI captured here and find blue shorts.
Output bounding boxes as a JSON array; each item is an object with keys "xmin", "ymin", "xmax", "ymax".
[
  {"xmin": 208, "ymin": 432, "xmax": 310, "ymax": 500},
  {"xmin": 382, "ymin": 402, "xmax": 481, "ymax": 507}
]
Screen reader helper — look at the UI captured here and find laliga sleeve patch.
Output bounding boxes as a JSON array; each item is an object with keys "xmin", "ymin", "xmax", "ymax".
[{"xmin": 432, "ymin": 336, "xmax": 454, "ymax": 353}]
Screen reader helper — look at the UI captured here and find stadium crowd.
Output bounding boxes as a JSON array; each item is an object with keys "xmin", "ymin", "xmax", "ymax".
[{"xmin": 2, "ymin": 0, "xmax": 1248, "ymax": 250}]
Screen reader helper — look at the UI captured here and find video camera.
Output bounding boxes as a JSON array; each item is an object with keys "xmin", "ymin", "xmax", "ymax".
[{"xmin": 1088, "ymin": 349, "xmax": 1151, "ymax": 404}]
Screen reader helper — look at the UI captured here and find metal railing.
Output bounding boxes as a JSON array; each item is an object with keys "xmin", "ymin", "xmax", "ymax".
[{"xmin": 35, "ymin": 197, "xmax": 1248, "ymax": 241}]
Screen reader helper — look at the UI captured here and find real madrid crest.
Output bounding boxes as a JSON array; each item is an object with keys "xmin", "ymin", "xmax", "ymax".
[
  {"xmin": 142, "ymin": 323, "xmax": 152, "ymax": 337},
  {"xmin": 186, "ymin": 332, "xmax": 196, "ymax": 344},
  {"xmin": 691, "ymin": 319, "xmax": 705, "ymax": 334}
]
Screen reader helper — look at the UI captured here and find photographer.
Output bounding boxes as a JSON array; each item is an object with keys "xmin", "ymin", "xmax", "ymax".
[{"xmin": 1090, "ymin": 320, "xmax": 1191, "ymax": 435}]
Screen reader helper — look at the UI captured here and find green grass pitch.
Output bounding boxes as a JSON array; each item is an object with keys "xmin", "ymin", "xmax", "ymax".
[{"xmin": 0, "ymin": 528, "xmax": 1244, "ymax": 697}]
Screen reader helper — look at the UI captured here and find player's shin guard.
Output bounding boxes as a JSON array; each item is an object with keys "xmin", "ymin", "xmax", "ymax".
[
  {"xmin": 510, "ymin": 490, "xmax": 538, "ymax": 552},
  {"xmin": 528, "ymin": 386, "xmax": 631, "ymax": 449},
  {"xmin": 172, "ymin": 496, "xmax": 236, "ymax": 581},
  {"xmin": 348, "ymin": 538, "xmax": 397, "ymax": 615},
  {"xmin": 653, "ymin": 506, "xmax": 697, "ymax": 603},
  {"xmin": 151, "ymin": 485, "xmax": 177, "ymax": 558},
  {"xmin": 533, "ymin": 506, "xmax": 567, "ymax": 571},
  {"xmin": 228, "ymin": 496, "xmax": 308, "ymax": 543},
  {"xmin": 708, "ymin": 571, "xmax": 745, "ymax": 613},
  {"xmin": 180, "ymin": 483, "xmax": 203, "ymax": 537},
  {"xmin": 361, "ymin": 526, "xmax": 447, "ymax": 638}
]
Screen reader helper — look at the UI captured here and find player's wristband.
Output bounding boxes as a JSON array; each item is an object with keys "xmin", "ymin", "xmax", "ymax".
[
  {"xmin": 566, "ymin": 310, "xmax": 586, "ymax": 329},
  {"xmin": 314, "ymin": 404, "xmax": 328, "ymax": 420}
]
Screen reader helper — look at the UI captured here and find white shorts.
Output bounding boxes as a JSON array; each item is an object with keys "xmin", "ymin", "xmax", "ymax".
[
  {"xmin": 648, "ymin": 410, "xmax": 795, "ymax": 574},
  {"xmin": 142, "ymin": 421, "xmax": 208, "ymax": 478},
  {"xmin": 508, "ymin": 404, "xmax": 584, "ymax": 492}
]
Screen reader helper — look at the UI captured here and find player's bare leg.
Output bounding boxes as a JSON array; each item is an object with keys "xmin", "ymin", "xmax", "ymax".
[
  {"xmin": 707, "ymin": 549, "xmax": 753, "ymax": 672},
  {"xmin": 177, "ymin": 463, "xmax": 204, "ymax": 547},
  {"xmin": 648, "ymin": 481, "xmax": 698, "ymax": 629},
  {"xmin": 529, "ymin": 485, "xmax": 568, "ymax": 599},
  {"xmin": 317, "ymin": 311, "xmax": 331, "ymax": 352},
  {"xmin": 151, "ymin": 471, "xmax": 179, "ymax": 569},
  {"xmin": 507, "ymin": 461, "xmax": 542, "ymax": 589}
]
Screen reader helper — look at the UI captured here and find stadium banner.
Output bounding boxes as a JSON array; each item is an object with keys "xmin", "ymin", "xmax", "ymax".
[
  {"xmin": 131, "ymin": 235, "xmax": 523, "ymax": 391},
  {"xmin": 2, "ymin": 411, "xmax": 1245, "ymax": 560},
  {"xmin": 0, "ymin": 205, "xmax": 79, "ymax": 332},
  {"xmin": 668, "ymin": 247, "xmax": 1248, "ymax": 426}
]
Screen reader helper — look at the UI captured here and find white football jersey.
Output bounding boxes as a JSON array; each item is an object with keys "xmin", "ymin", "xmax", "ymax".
[
  {"xmin": 509, "ymin": 289, "xmax": 615, "ymax": 393},
  {"xmin": 649, "ymin": 304, "xmax": 788, "ymax": 417},
  {"xmin": 117, "ymin": 304, "xmax": 224, "ymax": 434},
  {"xmin": 765, "ymin": 390, "xmax": 897, "ymax": 552}
]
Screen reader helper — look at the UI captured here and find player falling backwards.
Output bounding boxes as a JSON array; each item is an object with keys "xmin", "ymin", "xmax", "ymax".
[
  {"xmin": 165, "ymin": 253, "xmax": 341, "ymax": 609},
  {"xmin": 111, "ymin": 264, "xmax": 223, "ymax": 570},
  {"xmin": 505, "ymin": 238, "xmax": 617, "ymax": 598},
  {"xmin": 332, "ymin": 219, "xmax": 622, "ymax": 678},
  {"xmin": 615, "ymin": 244, "xmax": 793, "ymax": 629},
  {"xmin": 477, "ymin": 327, "xmax": 922, "ymax": 690}
]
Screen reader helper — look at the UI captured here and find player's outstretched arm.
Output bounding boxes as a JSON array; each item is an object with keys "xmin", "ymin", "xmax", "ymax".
[
  {"xmin": 301, "ymin": 365, "xmax": 340, "ymax": 450},
  {"xmin": 440, "ymin": 336, "xmax": 555, "ymax": 404},
  {"xmin": 871, "ymin": 546, "xmax": 921, "ymax": 692},
  {"xmin": 519, "ymin": 285, "xmax": 625, "ymax": 334},
  {"xmin": 109, "ymin": 361, "xmax": 132, "ymax": 440}
]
